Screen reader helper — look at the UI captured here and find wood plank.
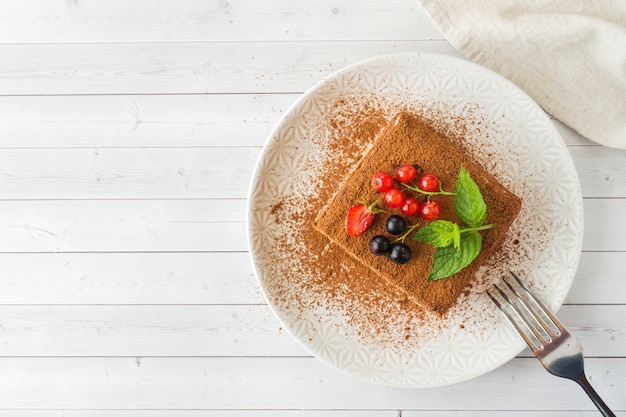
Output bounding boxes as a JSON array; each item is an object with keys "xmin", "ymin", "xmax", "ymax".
[
  {"xmin": 0, "ymin": 305, "xmax": 621, "ymax": 357},
  {"xmin": 0, "ymin": 251, "xmax": 618, "ymax": 305},
  {"xmin": 0, "ymin": 412, "xmax": 622, "ymax": 417},
  {"xmin": 0, "ymin": 252, "xmax": 263, "ymax": 304},
  {"xmin": 0, "ymin": 0, "xmax": 441, "ymax": 43},
  {"xmin": 0, "ymin": 145, "xmax": 623, "ymax": 200},
  {"xmin": 0, "ymin": 199, "xmax": 248, "ymax": 252},
  {"xmin": 550, "ymin": 305, "xmax": 626, "ymax": 357},
  {"xmin": 0, "ymin": 357, "xmax": 622, "ymax": 409},
  {"xmin": 0, "ymin": 94, "xmax": 596, "ymax": 148},
  {"xmin": 570, "ymin": 146, "xmax": 626, "ymax": 198},
  {"xmin": 0, "ymin": 94, "xmax": 291, "ymax": 148},
  {"xmin": 0, "ymin": 305, "xmax": 303, "ymax": 357},
  {"xmin": 0, "ymin": 41, "xmax": 461, "ymax": 95},
  {"xmin": 0, "ymin": 1, "xmax": 620, "ymax": 416},
  {"xmin": 0, "ymin": 198, "xmax": 623, "ymax": 253},
  {"xmin": 0, "ymin": 147, "xmax": 258, "ymax": 199},
  {"xmin": 582, "ymin": 199, "xmax": 626, "ymax": 251},
  {"xmin": 567, "ymin": 251, "xmax": 626, "ymax": 304}
]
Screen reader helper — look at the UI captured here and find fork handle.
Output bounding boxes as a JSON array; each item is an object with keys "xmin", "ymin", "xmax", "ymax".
[{"xmin": 576, "ymin": 374, "xmax": 616, "ymax": 417}]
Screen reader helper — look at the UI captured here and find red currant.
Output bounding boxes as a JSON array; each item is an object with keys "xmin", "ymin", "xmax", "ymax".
[
  {"xmin": 418, "ymin": 173, "xmax": 440, "ymax": 192},
  {"xmin": 419, "ymin": 200, "xmax": 441, "ymax": 220},
  {"xmin": 384, "ymin": 189, "xmax": 405, "ymax": 208},
  {"xmin": 372, "ymin": 172, "xmax": 394, "ymax": 192},
  {"xmin": 395, "ymin": 165, "xmax": 417, "ymax": 184},
  {"xmin": 401, "ymin": 197, "xmax": 420, "ymax": 216}
]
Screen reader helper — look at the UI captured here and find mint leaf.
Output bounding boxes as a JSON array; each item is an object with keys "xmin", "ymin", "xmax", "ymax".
[
  {"xmin": 412, "ymin": 220, "xmax": 461, "ymax": 249},
  {"xmin": 454, "ymin": 166, "xmax": 487, "ymax": 227},
  {"xmin": 427, "ymin": 231, "xmax": 482, "ymax": 281}
]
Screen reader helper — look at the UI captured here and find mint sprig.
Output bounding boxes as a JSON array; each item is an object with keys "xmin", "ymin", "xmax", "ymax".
[
  {"xmin": 411, "ymin": 166, "xmax": 493, "ymax": 281},
  {"xmin": 454, "ymin": 166, "xmax": 487, "ymax": 228},
  {"xmin": 427, "ymin": 231, "xmax": 482, "ymax": 281},
  {"xmin": 412, "ymin": 220, "xmax": 461, "ymax": 250}
]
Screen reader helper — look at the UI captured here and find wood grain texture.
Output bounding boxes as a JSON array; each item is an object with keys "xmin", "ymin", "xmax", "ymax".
[
  {"xmin": 0, "ymin": 199, "xmax": 623, "ymax": 252},
  {"xmin": 0, "ymin": 146, "xmax": 623, "ymax": 199},
  {"xmin": 0, "ymin": 94, "xmax": 290, "ymax": 148},
  {"xmin": 0, "ymin": 200, "xmax": 248, "ymax": 252},
  {"xmin": 0, "ymin": 147, "xmax": 258, "ymax": 199},
  {"xmin": 0, "ymin": 305, "xmax": 621, "ymax": 357},
  {"xmin": 0, "ymin": 0, "xmax": 623, "ymax": 415},
  {"xmin": 0, "ymin": 252, "xmax": 262, "ymax": 304},
  {"xmin": 0, "ymin": 357, "xmax": 623, "ymax": 409},
  {"xmin": 0, "ymin": 413, "xmax": 623, "ymax": 417},
  {"xmin": 0, "ymin": 0, "xmax": 439, "ymax": 43},
  {"xmin": 0, "ymin": 94, "xmax": 597, "ymax": 148},
  {"xmin": 0, "ymin": 41, "xmax": 461, "ymax": 95},
  {"xmin": 568, "ymin": 251, "xmax": 626, "ymax": 304},
  {"xmin": 0, "ymin": 251, "xmax": 619, "ymax": 305},
  {"xmin": 0, "ymin": 305, "xmax": 304, "ymax": 357}
]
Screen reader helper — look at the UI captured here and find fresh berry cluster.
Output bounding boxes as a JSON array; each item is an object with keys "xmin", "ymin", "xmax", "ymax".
[
  {"xmin": 368, "ymin": 215, "xmax": 413, "ymax": 264},
  {"xmin": 345, "ymin": 164, "xmax": 453, "ymax": 265},
  {"xmin": 372, "ymin": 165, "xmax": 445, "ymax": 221}
]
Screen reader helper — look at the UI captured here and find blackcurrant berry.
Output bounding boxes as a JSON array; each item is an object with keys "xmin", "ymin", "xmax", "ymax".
[
  {"xmin": 389, "ymin": 243, "xmax": 411, "ymax": 264},
  {"xmin": 386, "ymin": 215, "xmax": 406, "ymax": 235},
  {"xmin": 369, "ymin": 235, "xmax": 391, "ymax": 255}
]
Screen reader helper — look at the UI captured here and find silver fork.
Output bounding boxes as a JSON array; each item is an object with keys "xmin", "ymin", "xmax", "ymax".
[{"xmin": 487, "ymin": 272, "xmax": 616, "ymax": 417}]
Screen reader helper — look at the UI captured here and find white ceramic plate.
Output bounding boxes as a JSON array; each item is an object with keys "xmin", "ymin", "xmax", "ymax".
[{"xmin": 247, "ymin": 53, "xmax": 583, "ymax": 388}]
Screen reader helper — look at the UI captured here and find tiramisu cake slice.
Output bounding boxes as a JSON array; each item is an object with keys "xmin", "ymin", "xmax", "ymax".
[{"xmin": 314, "ymin": 112, "xmax": 522, "ymax": 316}]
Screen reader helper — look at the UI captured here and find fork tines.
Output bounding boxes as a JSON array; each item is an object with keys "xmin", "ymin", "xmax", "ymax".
[
  {"xmin": 488, "ymin": 273, "xmax": 617, "ymax": 416},
  {"xmin": 487, "ymin": 272, "xmax": 565, "ymax": 354}
]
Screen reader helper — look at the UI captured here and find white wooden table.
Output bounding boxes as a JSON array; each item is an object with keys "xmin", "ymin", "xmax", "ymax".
[{"xmin": 0, "ymin": 1, "xmax": 624, "ymax": 415}]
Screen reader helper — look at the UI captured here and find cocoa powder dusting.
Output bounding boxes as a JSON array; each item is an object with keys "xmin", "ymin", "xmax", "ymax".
[
  {"xmin": 314, "ymin": 112, "xmax": 522, "ymax": 316},
  {"xmin": 257, "ymin": 89, "xmax": 533, "ymax": 353}
]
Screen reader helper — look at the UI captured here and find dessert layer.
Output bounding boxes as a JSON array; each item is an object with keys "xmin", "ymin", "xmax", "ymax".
[{"xmin": 314, "ymin": 112, "xmax": 522, "ymax": 315}]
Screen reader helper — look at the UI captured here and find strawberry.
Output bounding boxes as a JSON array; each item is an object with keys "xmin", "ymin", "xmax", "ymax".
[{"xmin": 345, "ymin": 201, "xmax": 383, "ymax": 237}]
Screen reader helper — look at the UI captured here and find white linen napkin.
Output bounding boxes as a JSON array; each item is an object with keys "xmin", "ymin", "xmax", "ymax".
[{"xmin": 420, "ymin": 0, "xmax": 626, "ymax": 149}]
